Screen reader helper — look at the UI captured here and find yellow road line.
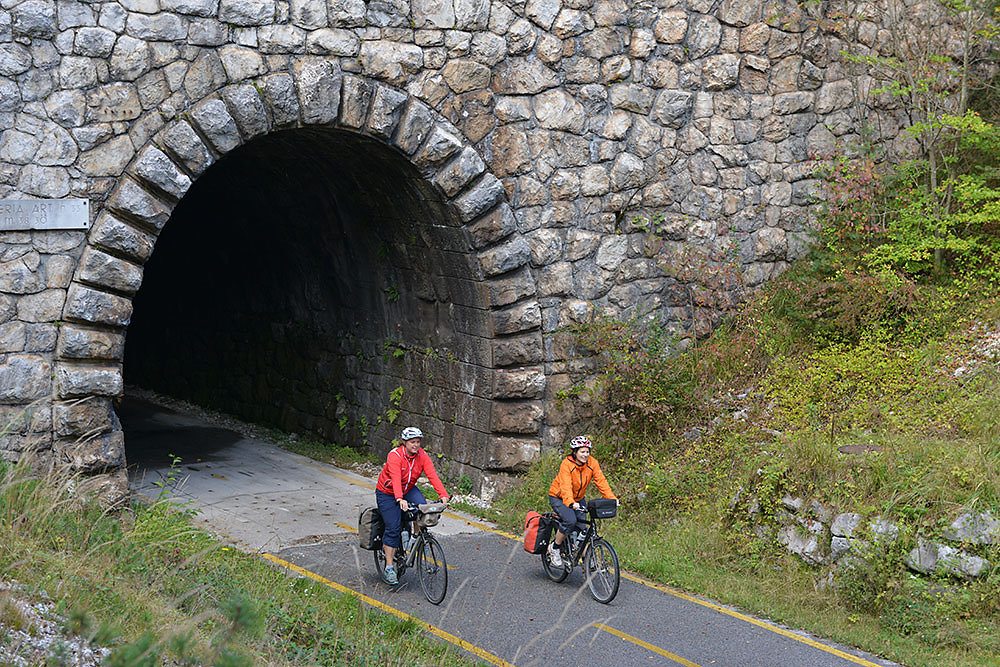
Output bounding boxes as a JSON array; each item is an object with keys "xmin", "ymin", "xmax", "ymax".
[
  {"xmin": 289, "ymin": 460, "xmax": 880, "ymax": 665},
  {"xmin": 442, "ymin": 511, "xmax": 516, "ymax": 538},
  {"xmin": 594, "ymin": 624, "xmax": 702, "ymax": 667},
  {"xmin": 263, "ymin": 553, "xmax": 511, "ymax": 667},
  {"xmin": 334, "ymin": 522, "xmax": 357, "ymax": 532},
  {"xmin": 621, "ymin": 573, "xmax": 884, "ymax": 667}
]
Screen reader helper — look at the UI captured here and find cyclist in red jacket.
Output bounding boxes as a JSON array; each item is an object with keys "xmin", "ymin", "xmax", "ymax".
[{"xmin": 375, "ymin": 427, "xmax": 450, "ymax": 584}]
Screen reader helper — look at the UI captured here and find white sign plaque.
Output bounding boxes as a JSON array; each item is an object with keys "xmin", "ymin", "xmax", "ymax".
[{"xmin": 0, "ymin": 199, "xmax": 90, "ymax": 231}]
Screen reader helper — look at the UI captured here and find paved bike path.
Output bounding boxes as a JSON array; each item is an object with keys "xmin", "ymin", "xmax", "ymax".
[
  {"xmin": 122, "ymin": 396, "xmax": 897, "ymax": 667},
  {"xmin": 277, "ymin": 532, "xmax": 896, "ymax": 667}
]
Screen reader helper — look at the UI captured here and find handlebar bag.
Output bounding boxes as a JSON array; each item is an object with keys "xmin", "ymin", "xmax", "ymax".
[
  {"xmin": 358, "ymin": 506, "xmax": 384, "ymax": 551},
  {"xmin": 589, "ymin": 498, "xmax": 617, "ymax": 519},
  {"xmin": 523, "ymin": 510, "xmax": 553, "ymax": 554}
]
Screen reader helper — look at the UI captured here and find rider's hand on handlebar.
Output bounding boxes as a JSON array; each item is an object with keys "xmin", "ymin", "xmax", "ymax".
[
  {"xmin": 441, "ymin": 495, "xmax": 450, "ymax": 505},
  {"xmin": 398, "ymin": 498, "xmax": 409, "ymax": 511}
]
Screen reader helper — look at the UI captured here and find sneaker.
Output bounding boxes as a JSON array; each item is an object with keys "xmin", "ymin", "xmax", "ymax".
[
  {"xmin": 383, "ymin": 566, "xmax": 398, "ymax": 585},
  {"xmin": 547, "ymin": 542, "xmax": 563, "ymax": 568}
]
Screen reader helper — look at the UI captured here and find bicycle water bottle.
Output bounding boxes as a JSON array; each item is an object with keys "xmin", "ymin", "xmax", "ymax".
[
  {"xmin": 406, "ymin": 533, "xmax": 418, "ymax": 551},
  {"xmin": 401, "ymin": 529, "xmax": 409, "ymax": 549},
  {"xmin": 572, "ymin": 529, "xmax": 585, "ymax": 551}
]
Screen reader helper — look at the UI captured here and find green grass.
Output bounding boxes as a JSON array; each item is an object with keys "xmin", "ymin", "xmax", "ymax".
[
  {"xmin": 0, "ymin": 458, "xmax": 476, "ymax": 666},
  {"xmin": 490, "ymin": 268, "xmax": 1000, "ymax": 667}
]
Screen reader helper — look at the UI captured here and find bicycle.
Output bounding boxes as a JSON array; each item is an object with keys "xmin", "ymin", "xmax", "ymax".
[
  {"xmin": 540, "ymin": 499, "xmax": 620, "ymax": 604},
  {"xmin": 373, "ymin": 501, "xmax": 448, "ymax": 604}
]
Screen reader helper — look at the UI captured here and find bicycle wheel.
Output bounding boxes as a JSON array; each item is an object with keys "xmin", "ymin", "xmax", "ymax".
[
  {"xmin": 540, "ymin": 542, "xmax": 570, "ymax": 583},
  {"xmin": 585, "ymin": 538, "xmax": 620, "ymax": 604},
  {"xmin": 417, "ymin": 534, "xmax": 447, "ymax": 604}
]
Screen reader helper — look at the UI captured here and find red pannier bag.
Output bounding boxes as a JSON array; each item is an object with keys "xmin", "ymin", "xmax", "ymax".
[{"xmin": 523, "ymin": 510, "xmax": 552, "ymax": 554}]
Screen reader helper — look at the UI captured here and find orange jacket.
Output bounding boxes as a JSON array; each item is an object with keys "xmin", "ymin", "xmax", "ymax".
[{"xmin": 548, "ymin": 455, "xmax": 616, "ymax": 506}]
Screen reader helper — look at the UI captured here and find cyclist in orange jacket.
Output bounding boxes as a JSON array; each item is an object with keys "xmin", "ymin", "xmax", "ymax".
[
  {"xmin": 546, "ymin": 435, "xmax": 617, "ymax": 568},
  {"xmin": 375, "ymin": 427, "xmax": 450, "ymax": 585}
]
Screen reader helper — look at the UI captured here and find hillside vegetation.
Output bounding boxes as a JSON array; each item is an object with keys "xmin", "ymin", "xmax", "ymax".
[{"xmin": 493, "ymin": 95, "xmax": 1000, "ymax": 667}]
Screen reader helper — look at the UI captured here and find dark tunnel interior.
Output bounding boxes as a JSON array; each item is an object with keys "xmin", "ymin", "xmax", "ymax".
[{"xmin": 123, "ymin": 128, "xmax": 485, "ymax": 456}]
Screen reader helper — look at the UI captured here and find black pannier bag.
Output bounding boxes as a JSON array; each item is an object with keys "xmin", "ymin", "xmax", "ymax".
[
  {"xmin": 588, "ymin": 498, "xmax": 618, "ymax": 519},
  {"xmin": 358, "ymin": 506, "xmax": 384, "ymax": 550}
]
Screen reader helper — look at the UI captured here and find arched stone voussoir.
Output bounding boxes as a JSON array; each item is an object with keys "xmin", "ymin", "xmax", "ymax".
[
  {"xmin": 63, "ymin": 283, "xmax": 132, "ymax": 329},
  {"xmin": 132, "ymin": 146, "xmax": 192, "ymax": 202},
  {"xmin": 392, "ymin": 97, "xmax": 436, "ymax": 156},
  {"xmin": 189, "ymin": 97, "xmax": 243, "ymax": 155},
  {"xmin": 157, "ymin": 119, "xmax": 215, "ymax": 178},
  {"xmin": 367, "ymin": 84, "xmax": 409, "ymax": 140},
  {"xmin": 89, "ymin": 212, "xmax": 157, "ymax": 265},
  {"xmin": 433, "ymin": 146, "xmax": 487, "ymax": 198},
  {"xmin": 221, "ymin": 83, "xmax": 270, "ymax": 141},
  {"xmin": 106, "ymin": 178, "xmax": 171, "ymax": 232},
  {"xmin": 259, "ymin": 73, "xmax": 300, "ymax": 128},
  {"xmin": 78, "ymin": 247, "xmax": 144, "ymax": 296},
  {"xmin": 293, "ymin": 56, "xmax": 342, "ymax": 125}
]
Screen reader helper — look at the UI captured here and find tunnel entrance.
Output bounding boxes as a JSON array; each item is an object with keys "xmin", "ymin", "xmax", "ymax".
[{"xmin": 123, "ymin": 128, "xmax": 493, "ymax": 471}]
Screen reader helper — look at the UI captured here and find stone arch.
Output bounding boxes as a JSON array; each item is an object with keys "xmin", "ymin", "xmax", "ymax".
[{"xmin": 52, "ymin": 66, "xmax": 542, "ymax": 497}]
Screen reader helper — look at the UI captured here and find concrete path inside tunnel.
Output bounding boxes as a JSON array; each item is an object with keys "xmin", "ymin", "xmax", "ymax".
[
  {"xmin": 120, "ymin": 396, "xmax": 483, "ymax": 552},
  {"xmin": 120, "ymin": 396, "xmax": 898, "ymax": 667}
]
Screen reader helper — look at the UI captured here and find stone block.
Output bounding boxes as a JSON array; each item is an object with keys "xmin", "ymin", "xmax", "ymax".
[
  {"xmin": 491, "ymin": 300, "xmax": 541, "ymax": 335},
  {"xmin": 107, "ymin": 178, "xmax": 170, "ymax": 231},
  {"xmin": 0, "ymin": 321, "xmax": 26, "ymax": 352},
  {"xmin": 413, "ymin": 126, "xmax": 463, "ymax": 168},
  {"xmin": 493, "ymin": 331, "xmax": 543, "ymax": 366},
  {"xmin": 491, "ymin": 400, "xmax": 542, "ymax": 434},
  {"xmin": 479, "ymin": 235, "xmax": 530, "ymax": 276},
  {"xmin": 52, "ymin": 397, "xmax": 114, "ymax": 437},
  {"xmin": 0, "ymin": 354, "xmax": 52, "ymax": 402},
  {"xmin": 467, "ymin": 205, "xmax": 516, "ymax": 250},
  {"xmin": 17, "ymin": 289, "xmax": 65, "ymax": 323},
  {"xmin": 486, "ymin": 436, "xmax": 540, "ymax": 472},
  {"xmin": 56, "ymin": 430, "xmax": 124, "ymax": 472},
  {"xmin": 91, "ymin": 213, "xmax": 156, "ymax": 263},
  {"xmin": 222, "ymin": 84, "xmax": 269, "ymax": 139},
  {"xmin": 190, "ymin": 98, "xmax": 242, "ymax": 154},
  {"xmin": 220, "ymin": 0, "xmax": 277, "ymax": 25},
  {"xmin": 79, "ymin": 248, "xmax": 143, "ymax": 294},
  {"xmin": 294, "ymin": 56, "xmax": 342, "ymax": 124},
  {"xmin": 338, "ymin": 75, "xmax": 373, "ymax": 128},
  {"xmin": 393, "ymin": 99, "xmax": 436, "ymax": 155},
  {"xmin": 434, "ymin": 146, "xmax": 486, "ymax": 197},
  {"xmin": 493, "ymin": 366, "xmax": 545, "ymax": 399},
  {"xmin": 63, "ymin": 284, "xmax": 132, "ymax": 328},
  {"xmin": 0, "ymin": 403, "xmax": 51, "ymax": 434},
  {"xmin": 57, "ymin": 325, "xmax": 125, "ymax": 360},
  {"xmin": 133, "ymin": 146, "xmax": 191, "ymax": 200},
  {"xmin": 262, "ymin": 73, "xmax": 300, "ymax": 127},
  {"xmin": 488, "ymin": 267, "xmax": 535, "ymax": 307},
  {"xmin": 160, "ymin": 121, "xmax": 214, "ymax": 177},
  {"xmin": 75, "ymin": 468, "xmax": 130, "ymax": 508},
  {"xmin": 56, "ymin": 364, "xmax": 122, "ymax": 398},
  {"xmin": 943, "ymin": 511, "xmax": 999, "ymax": 545}
]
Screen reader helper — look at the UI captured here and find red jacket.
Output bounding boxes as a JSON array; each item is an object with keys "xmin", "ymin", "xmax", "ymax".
[{"xmin": 376, "ymin": 446, "xmax": 448, "ymax": 500}]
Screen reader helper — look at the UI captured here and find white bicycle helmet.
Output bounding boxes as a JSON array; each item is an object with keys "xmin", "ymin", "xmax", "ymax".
[
  {"xmin": 400, "ymin": 426, "xmax": 423, "ymax": 440},
  {"xmin": 570, "ymin": 435, "xmax": 592, "ymax": 450}
]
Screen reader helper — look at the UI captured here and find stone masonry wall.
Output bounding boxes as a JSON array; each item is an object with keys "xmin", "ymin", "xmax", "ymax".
[{"xmin": 0, "ymin": 0, "xmax": 919, "ymax": 499}]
